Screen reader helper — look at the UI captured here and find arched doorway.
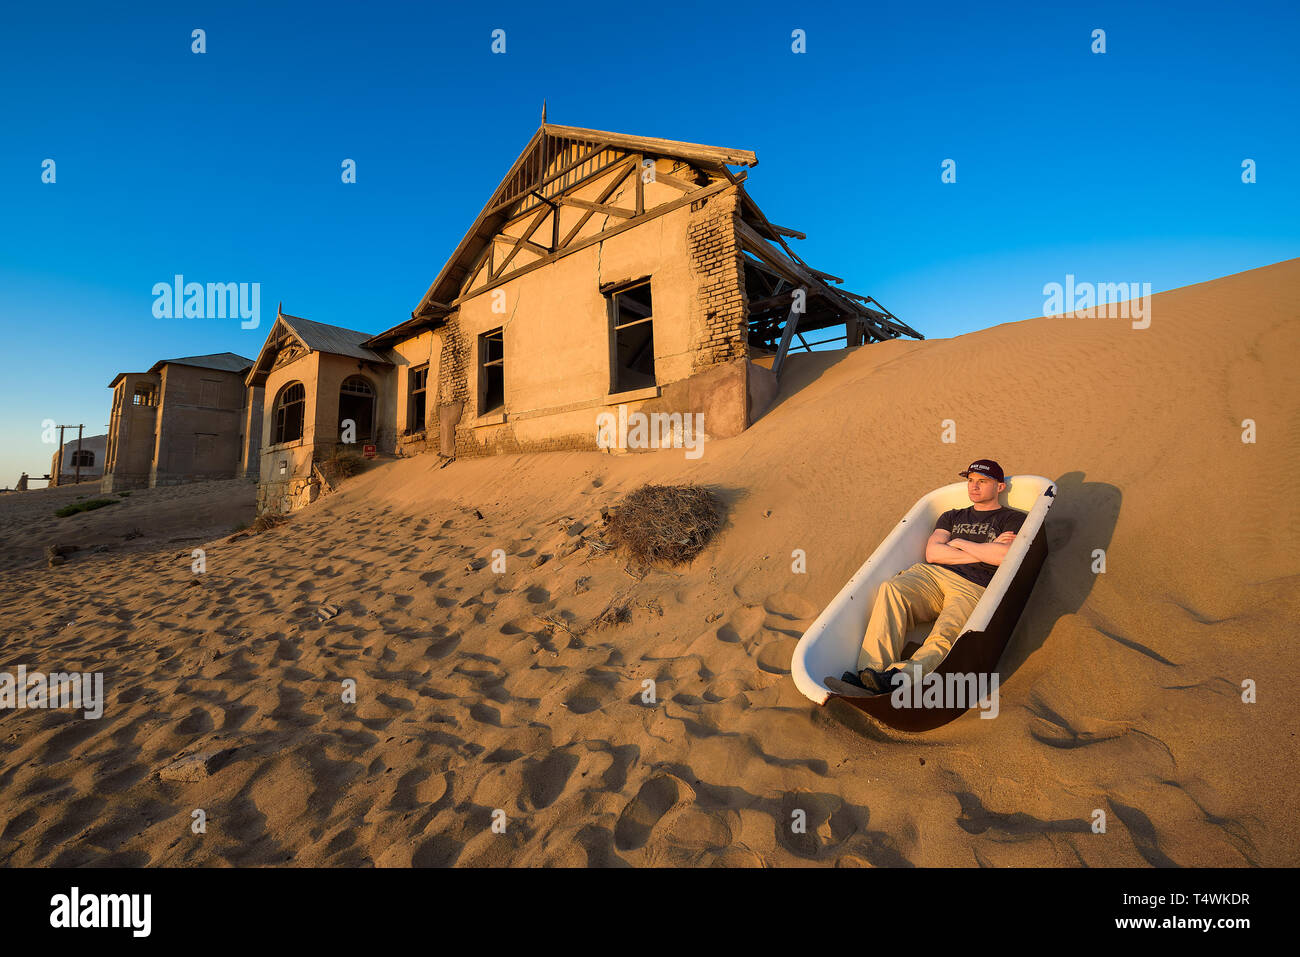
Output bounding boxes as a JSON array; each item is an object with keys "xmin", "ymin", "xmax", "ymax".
[{"xmin": 339, "ymin": 375, "xmax": 375, "ymax": 445}]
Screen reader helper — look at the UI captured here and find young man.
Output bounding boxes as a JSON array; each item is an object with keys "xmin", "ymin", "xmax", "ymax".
[{"xmin": 835, "ymin": 459, "xmax": 1026, "ymax": 695}]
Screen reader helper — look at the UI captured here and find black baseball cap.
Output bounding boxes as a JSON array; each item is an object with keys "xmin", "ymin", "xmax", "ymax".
[{"xmin": 960, "ymin": 459, "xmax": 1005, "ymax": 482}]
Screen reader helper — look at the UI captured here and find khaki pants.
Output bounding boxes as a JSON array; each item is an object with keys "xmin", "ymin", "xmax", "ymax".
[{"xmin": 858, "ymin": 562, "xmax": 985, "ymax": 677}]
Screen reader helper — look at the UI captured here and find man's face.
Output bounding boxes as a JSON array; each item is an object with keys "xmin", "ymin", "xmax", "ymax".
[{"xmin": 966, "ymin": 474, "xmax": 1004, "ymax": 505}]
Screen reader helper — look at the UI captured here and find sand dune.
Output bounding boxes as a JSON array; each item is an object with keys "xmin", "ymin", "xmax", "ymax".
[{"xmin": 0, "ymin": 259, "xmax": 1296, "ymax": 866}]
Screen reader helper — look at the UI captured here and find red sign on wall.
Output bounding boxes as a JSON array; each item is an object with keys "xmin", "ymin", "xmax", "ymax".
[{"xmin": 363, "ymin": 445, "xmax": 377, "ymax": 459}]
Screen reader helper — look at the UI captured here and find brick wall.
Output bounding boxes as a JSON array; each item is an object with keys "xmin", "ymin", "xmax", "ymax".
[
  {"xmin": 436, "ymin": 317, "xmax": 468, "ymax": 406},
  {"xmin": 688, "ymin": 188, "xmax": 748, "ymax": 370},
  {"xmin": 429, "ymin": 182, "xmax": 749, "ymax": 460},
  {"xmin": 454, "ymin": 428, "xmax": 598, "ymax": 458}
]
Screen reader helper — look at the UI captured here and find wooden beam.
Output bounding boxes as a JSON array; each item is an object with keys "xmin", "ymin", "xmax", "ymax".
[
  {"xmin": 557, "ymin": 196, "xmax": 635, "ymax": 218},
  {"xmin": 496, "ymin": 232, "xmax": 551, "ymax": 258},
  {"xmin": 766, "ymin": 222, "xmax": 807, "ymax": 241},
  {"xmin": 634, "ymin": 153, "xmax": 644, "ymax": 216},
  {"xmin": 771, "ymin": 300, "xmax": 802, "ymax": 379},
  {"xmin": 735, "ymin": 218, "xmax": 895, "ymax": 341},
  {"xmin": 494, "ymin": 204, "xmax": 553, "ymax": 276},
  {"xmin": 558, "ymin": 157, "xmax": 638, "ymax": 248},
  {"xmin": 485, "ymin": 140, "xmax": 626, "ymax": 218},
  {"xmin": 650, "ymin": 168, "xmax": 702, "ymax": 193},
  {"xmin": 806, "ymin": 266, "xmax": 845, "ymax": 284},
  {"xmin": 747, "ymin": 291, "xmax": 803, "ymax": 314},
  {"xmin": 452, "ymin": 179, "xmax": 733, "ymax": 307},
  {"xmin": 541, "ymin": 123, "xmax": 758, "ymax": 168}
]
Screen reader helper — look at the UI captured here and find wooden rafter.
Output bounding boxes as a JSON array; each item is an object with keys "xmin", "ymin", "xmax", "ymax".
[
  {"xmin": 735, "ymin": 218, "xmax": 895, "ymax": 341},
  {"xmin": 558, "ymin": 156, "xmax": 639, "ymax": 248},
  {"xmin": 447, "ymin": 178, "xmax": 732, "ymax": 308},
  {"xmin": 649, "ymin": 168, "xmax": 701, "ymax": 193},
  {"xmin": 494, "ymin": 204, "xmax": 554, "ymax": 278},
  {"xmin": 557, "ymin": 196, "xmax": 635, "ymax": 219}
]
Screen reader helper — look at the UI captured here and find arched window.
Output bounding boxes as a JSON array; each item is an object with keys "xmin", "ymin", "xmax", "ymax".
[
  {"xmin": 340, "ymin": 376, "xmax": 373, "ymax": 397},
  {"xmin": 274, "ymin": 381, "xmax": 306, "ymax": 444},
  {"xmin": 70, "ymin": 450, "xmax": 95, "ymax": 468},
  {"xmin": 339, "ymin": 375, "xmax": 375, "ymax": 444}
]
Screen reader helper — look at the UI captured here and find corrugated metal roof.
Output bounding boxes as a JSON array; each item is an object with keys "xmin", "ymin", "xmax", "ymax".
[
  {"xmin": 280, "ymin": 314, "xmax": 391, "ymax": 363},
  {"xmin": 148, "ymin": 352, "xmax": 254, "ymax": 375}
]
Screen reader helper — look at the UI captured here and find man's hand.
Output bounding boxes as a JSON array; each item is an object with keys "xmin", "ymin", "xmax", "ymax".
[
  {"xmin": 925, "ymin": 528, "xmax": 979, "ymax": 565},
  {"xmin": 950, "ymin": 533, "xmax": 1017, "ymax": 565}
]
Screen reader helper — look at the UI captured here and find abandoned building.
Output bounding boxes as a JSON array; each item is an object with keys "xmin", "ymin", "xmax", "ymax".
[
  {"xmin": 250, "ymin": 121, "xmax": 923, "ymax": 512},
  {"xmin": 244, "ymin": 310, "xmax": 406, "ymax": 513},
  {"xmin": 101, "ymin": 352, "xmax": 259, "ymax": 491},
  {"xmin": 49, "ymin": 433, "xmax": 107, "ymax": 486}
]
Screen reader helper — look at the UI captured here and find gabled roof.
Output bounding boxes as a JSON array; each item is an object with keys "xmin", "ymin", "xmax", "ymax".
[
  {"xmin": 148, "ymin": 352, "xmax": 254, "ymax": 376},
  {"xmin": 245, "ymin": 308, "xmax": 392, "ymax": 386},
  {"xmin": 279, "ymin": 313, "xmax": 387, "ymax": 362},
  {"xmin": 110, "ymin": 352, "xmax": 255, "ymax": 388},
  {"xmin": 365, "ymin": 122, "xmax": 758, "ymax": 348}
]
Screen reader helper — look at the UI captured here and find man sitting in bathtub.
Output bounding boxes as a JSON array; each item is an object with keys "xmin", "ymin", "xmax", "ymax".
[{"xmin": 836, "ymin": 459, "xmax": 1026, "ymax": 695}]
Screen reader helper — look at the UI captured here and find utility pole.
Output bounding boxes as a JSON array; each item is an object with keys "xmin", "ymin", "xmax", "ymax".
[
  {"xmin": 74, "ymin": 424, "xmax": 84, "ymax": 485},
  {"xmin": 53, "ymin": 424, "xmax": 85, "ymax": 486}
]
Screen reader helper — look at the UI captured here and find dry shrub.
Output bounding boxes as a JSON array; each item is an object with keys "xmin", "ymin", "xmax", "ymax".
[
  {"xmin": 321, "ymin": 450, "xmax": 366, "ymax": 481},
  {"xmin": 603, "ymin": 484, "xmax": 723, "ymax": 567},
  {"xmin": 250, "ymin": 512, "xmax": 287, "ymax": 534}
]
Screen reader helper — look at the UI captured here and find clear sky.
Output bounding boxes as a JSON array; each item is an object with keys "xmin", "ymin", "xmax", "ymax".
[{"xmin": 1, "ymin": 0, "xmax": 1297, "ymax": 485}]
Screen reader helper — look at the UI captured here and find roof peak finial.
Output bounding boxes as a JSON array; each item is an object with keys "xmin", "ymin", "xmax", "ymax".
[
  {"xmin": 541, "ymin": 99, "xmax": 547, "ymax": 126},
  {"xmin": 277, "ymin": 301, "xmax": 283, "ymax": 319}
]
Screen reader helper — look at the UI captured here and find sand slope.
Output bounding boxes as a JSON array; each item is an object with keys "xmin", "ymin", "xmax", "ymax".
[{"xmin": 0, "ymin": 259, "xmax": 1296, "ymax": 866}]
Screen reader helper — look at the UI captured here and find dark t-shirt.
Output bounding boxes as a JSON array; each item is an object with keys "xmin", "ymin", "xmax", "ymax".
[{"xmin": 930, "ymin": 505, "xmax": 1027, "ymax": 588}]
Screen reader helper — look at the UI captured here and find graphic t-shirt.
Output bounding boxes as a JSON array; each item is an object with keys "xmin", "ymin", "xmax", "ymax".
[{"xmin": 930, "ymin": 506, "xmax": 1027, "ymax": 588}]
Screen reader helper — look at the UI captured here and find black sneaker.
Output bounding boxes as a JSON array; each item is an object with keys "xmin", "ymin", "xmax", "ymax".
[
  {"xmin": 857, "ymin": 668, "xmax": 893, "ymax": 695},
  {"xmin": 839, "ymin": 670, "xmax": 867, "ymax": 690}
]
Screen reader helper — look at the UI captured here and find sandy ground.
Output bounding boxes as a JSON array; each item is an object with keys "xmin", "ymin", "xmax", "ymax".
[{"xmin": 0, "ymin": 260, "xmax": 1296, "ymax": 867}]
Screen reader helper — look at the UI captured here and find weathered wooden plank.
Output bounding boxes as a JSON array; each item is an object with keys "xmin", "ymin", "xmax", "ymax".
[
  {"xmin": 557, "ymin": 196, "xmax": 635, "ymax": 218},
  {"xmin": 771, "ymin": 300, "xmax": 802, "ymax": 379}
]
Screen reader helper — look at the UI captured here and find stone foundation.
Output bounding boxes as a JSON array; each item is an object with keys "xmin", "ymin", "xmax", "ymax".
[{"xmin": 257, "ymin": 475, "xmax": 322, "ymax": 515}]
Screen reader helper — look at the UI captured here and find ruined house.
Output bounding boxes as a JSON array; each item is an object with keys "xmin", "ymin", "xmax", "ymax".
[
  {"xmin": 250, "ymin": 122, "xmax": 923, "ymax": 512},
  {"xmin": 101, "ymin": 352, "xmax": 258, "ymax": 491},
  {"xmin": 50, "ymin": 433, "xmax": 107, "ymax": 486},
  {"xmin": 244, "ymin": 311, "xmax": 403, "ymax": 513}
]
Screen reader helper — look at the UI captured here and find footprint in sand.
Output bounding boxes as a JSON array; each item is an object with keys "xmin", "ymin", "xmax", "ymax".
[
  {"xmin": 776, "ymin": 791, "xmax": 851, "ymax": 860},
  {"xmin": 412, "ymin": 832, "xmax": 462, "ymax": 867},
  {"xmin": 521, "ymin": 749, "xmax": 579, "ymax": 810},
  {"xmin": 613, "ymin": 773, "xmax": 694, "ymax": 851},
  {"xmin": 755, "ymin": 636, "xmax": 799, "ymax": 675},
  {"xmin": 716, "ymin": 605, "xmax": 764, "ymax": 643},
  {"xmin": 762, "ymin": 590, "xmax": 818, "ymax": 621}
]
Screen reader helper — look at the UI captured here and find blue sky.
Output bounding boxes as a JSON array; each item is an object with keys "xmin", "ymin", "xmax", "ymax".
[{"xmin": 1, "ymin": 0, "xmax": 1297, "ymax": 484}]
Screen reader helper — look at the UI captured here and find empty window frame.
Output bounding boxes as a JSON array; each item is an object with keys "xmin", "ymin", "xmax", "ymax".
[
  {"xmin": 194, "ymin": 433, "xmax": 218, "ymax": 465},
  {"xmin": 274, "ymin": 381, "xmax": 306, "ymax": 444},
  {"xmin": 407, "ymin": 364, "xmax": 428, "ymax": 434},
  {"xmin": 478, "ymin": 328, "xmax": 504, "ymax": 415},
  {"xmin": 199, "ymin": 379, "xmax": 222, "ymax": 408},
  {"xmin": 609, "ymin": 280, "xmax": 655, "ymax": 392},
  {"xmin": 70, "ymin": 450, "xmax": 95, "ymax": 468},
  {"xmin": 132, "ymin": 386, "xmax": 157, "ymax": 406},
  {"xmin": 339, "ymin": 376, "xmax": 375, "ymax": 444}
]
